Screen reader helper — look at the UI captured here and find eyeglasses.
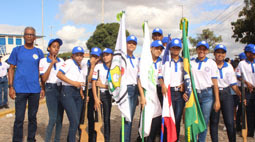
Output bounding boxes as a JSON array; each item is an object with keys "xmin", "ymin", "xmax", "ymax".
[{"xmin": 24, "ymin": 33, "xmax": 35, "ymax": 37}]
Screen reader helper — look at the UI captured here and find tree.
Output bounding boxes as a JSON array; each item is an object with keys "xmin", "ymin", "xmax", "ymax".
[
  {"xmin": 86, "ymin": 23, "xmax": 130, "ymax": 51},
  {"xmin": 189, "ymin": 28, "xmax": 223, "ymax": 48},
  {"xmin": 231, "ymin": 0, "xmax": 255, "ymax": 44}
]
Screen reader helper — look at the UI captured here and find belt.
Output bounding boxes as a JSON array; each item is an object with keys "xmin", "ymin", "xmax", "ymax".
[
  {"xmin": 170, "ymin": 86, "xmax": 180, "ymax": 92},
  {"xmin": 0, "ymin": 75, "xmax": 7, "ymax": 79},
  {"xmin": 196, "ymin": 87, "xmax": 211, "ymax": 94},
  {"xmin": 219, "ymin": 86, "xmax": 230, "ymax": 91},
  {"xmin": 127, "ymin": 84, "xmax": 137, "ymax": 87},
  {"xmin": 46, "ymin": 83, "xmax": 62, "ymax": 87}
]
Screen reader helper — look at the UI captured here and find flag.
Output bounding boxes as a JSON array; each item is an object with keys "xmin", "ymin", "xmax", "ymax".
[
  {"xmin": 181, "ymin": 18, "xmax": 206, "ymax": 142},
  {"xmin": 138, "ymin": 21, "xmax": 161, "ymax": 137},
  {"xmin": 161, "ymin": 49, "xmax": 177, "ymax": 141},
  {"xmin": 108, "ymin": 11, "xmax": 131, "ymax": 122},
  {"xmin": 162, "ymin": 85, "xmax": 177, "ymax": 142}
]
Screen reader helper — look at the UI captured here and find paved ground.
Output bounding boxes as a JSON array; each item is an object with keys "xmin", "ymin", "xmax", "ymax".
[{"xmin": 0, "ymin": 96, "xmax": 254, "ymax": 142}]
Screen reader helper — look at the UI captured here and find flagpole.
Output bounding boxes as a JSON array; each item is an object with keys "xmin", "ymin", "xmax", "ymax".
[
  {"xmin": 160, "ymin": 118, "xmax": 164, "ymax": 142},
  {"xmin": 122, "ymin": 117, "xmax": 125, "ymax": 142},
  {"xmin": 142, "ymin": 99, "xmax": 145, "ymax": 142}
]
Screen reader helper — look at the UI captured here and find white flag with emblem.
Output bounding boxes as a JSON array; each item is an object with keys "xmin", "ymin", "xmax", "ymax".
[
  {"xmin": 138, "ymin": 21, "xmax": 160, "ymax": 137},
  {"xmin": 108, "ymin": 11, "xmax": 131, "ymax": 122}
]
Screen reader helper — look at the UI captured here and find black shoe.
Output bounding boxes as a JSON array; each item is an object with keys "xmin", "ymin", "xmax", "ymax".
[{"xmin": 3, "ymin": 104, "xmax": 9, "ymax": 109}]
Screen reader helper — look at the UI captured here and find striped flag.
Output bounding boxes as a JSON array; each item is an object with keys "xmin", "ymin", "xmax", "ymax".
[
  {"xmin": 181, "ymin": 18, "xmax": 206, "ymax": 142},
  {"xmin": 108, "ymin": 11, "xmax": 131, "ymax": 122},
  {"xmin": 138, "ymin": 21, "xmax": 160, "ymax": 137},
  {"xmin": 161, "ymin": 48, "xmax": 177, "ymax": 142}
]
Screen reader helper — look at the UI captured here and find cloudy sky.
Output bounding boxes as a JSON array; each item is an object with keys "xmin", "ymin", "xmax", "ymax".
[{"xmin": 0, "ymin": 0, "xmax": 246, "ymax": 58}]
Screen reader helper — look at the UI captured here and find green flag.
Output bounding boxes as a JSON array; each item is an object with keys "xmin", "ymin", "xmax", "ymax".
[{"xmin": 181, "ymin": 18, "xmax": 206, "ymax": 142}]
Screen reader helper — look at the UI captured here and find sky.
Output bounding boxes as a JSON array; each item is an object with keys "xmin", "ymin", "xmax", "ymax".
[{"xmin": 0, "ymin": 0, "xmax": 247, "ymax": 58}]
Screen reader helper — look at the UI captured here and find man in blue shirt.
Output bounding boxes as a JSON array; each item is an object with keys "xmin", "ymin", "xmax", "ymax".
[{"xmin": 8, "ymin": 27, "xmax": 45, "ymax": 142}]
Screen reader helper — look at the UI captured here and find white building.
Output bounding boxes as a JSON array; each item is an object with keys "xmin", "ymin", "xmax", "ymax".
[{"xmin": 0, "ymin": 33, "xmax": 44, "ymax": 61}]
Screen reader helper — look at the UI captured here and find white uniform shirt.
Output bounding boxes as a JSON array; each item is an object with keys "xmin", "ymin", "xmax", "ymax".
[
  {"xmin": 0, "ymin": 62, "xmax": 9, "ymax": 77},
  {"xmin": 39, "ymin": 56, "xmax": 64, "ymax": 84},
  {"xmin": 217, "ymin": 62, "xmax": 237, "ymax": 89},
  {"xmin": 92, "ymin": 63, "xmax": 109, "ymax": 92},
  {"xmin": 154, "ymin": 57, "xmax": 163, "ymax": 85},
  {"xmin": 236, "ymin": 60, "xmax": 255, "ymax": 86},
  {"xmin": 162, "ymin": 57, "xmax": 184, "ymax": 87},
  {"xmin": 126, "ymin": 55, "xmax": 139, "ymax": 85},
  {"xmin": 59, "ymin": 59, "xmax": 85, "ymax": 86},
  {"xmin": 191, "ymin": 57, "xmax": 219, "ymax": 90}
]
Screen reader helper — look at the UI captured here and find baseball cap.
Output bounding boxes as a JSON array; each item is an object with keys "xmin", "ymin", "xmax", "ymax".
[
  {"xmin": 196, "ymin": 41, "xmax": 209, "ymax": 49},
  {"xmin": 72, "ymin": 46, "xmax": 84, "ymax": 54},
  {"xmin": 244, "ymin": 44, "xmax": 255, "ymax": 54},
  {"xmin": 151, "ymin": 40, "xmax": 164, "ymax": 49},
  {"xmin": 91, "ymin": 47, "xmax": 102, "ymax": 57},
  {"xmin": 214, "ymin": 44, "xmax": 227, "ymax": 52},
  {"xmin": 152, "ymin": 28, "xmax": 163, "ymax": 35},
  {"xmin": 168, "ymin": 38, "xmax": 182, "ymax": 49},
  {"xmin": 126, "ymin": 35, "xmax": 137, "ymax": 44},
  {"xmin": 102, "ymin": 48, "xmax": 113, "ymax": 54},
  {"xmin": 238, "ymin": 52, "xmax": 246, "ymax": 60},
  {"xmin": 48, "ymin": 38, "xmax": 63, "ymax": 47},
  {"xmin": 162, "ymin": 37, "xmax": 169, "ymax": 44}
]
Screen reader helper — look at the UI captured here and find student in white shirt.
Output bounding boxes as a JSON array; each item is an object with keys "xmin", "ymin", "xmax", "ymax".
[
  {"xmin": 57, "ymin": 46, "xmax": 85, "ymax": 142},
  {"xmin": 161, "ymin": 38, "xmax": 185, "ymax": 140},
  {"xmin": 92, "ymin": 48, "xmax": 113, "ymax": 142},
  {"xmin": 80, "ymin": 47, "xmax": 101, "ymax": 142},
  {"xmin": 138, "ymin": 40, "xmax": 165, "ymax": 141},
  {"xmin": 119, "ymin": 35, "xmax": 140, "ymax": 142},
  {"xmin": 40, "ymin": 38, "xmax": 64, "ymax": 142},
  {"xmin": 0, "ymin": 56, "xmax": 10, "ymax": 109},
  {"xmin": 209, "ymin": 44, "xmax": 241, "ymax": 142},
  {"xmin": 190, "ymin": 41, "xmax": 220, "ymax": 142},
  {"xmin": 236, "ymin": 44, "xmax": 255, "ymax": 137},
  {"xmin": 152, "ymin": 27, "xmax": 163, "ymax": 41}
]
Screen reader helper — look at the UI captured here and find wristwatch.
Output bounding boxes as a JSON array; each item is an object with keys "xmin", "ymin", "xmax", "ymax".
[{"xmin": 8, "ymin": 84, "xmax": 13, "ymax": 88}]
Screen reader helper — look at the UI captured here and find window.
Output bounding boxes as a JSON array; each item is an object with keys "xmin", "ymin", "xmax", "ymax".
[
  {"xmin": 16, "ymin": 38, "xmax": 22, "ymax": 45},
  {"xmin": 8, "ymin": 37, "xmax": 13, "ymax": 45},
  {"xmin": 0, "ymin": 37, "xmax": 6, "ymax": 45}
]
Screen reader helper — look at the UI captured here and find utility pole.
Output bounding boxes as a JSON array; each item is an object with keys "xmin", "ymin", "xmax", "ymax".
[
  {"xmin": 178, "ymin": 5, "xmax": 184, "ymax": 18},
  {"xmin": 50, "ymin": 26, "xmax": 54, "ymax": 38},
  {"xmin": 101, "ymin": 0, "xmax": 104, "ymax": 23}
]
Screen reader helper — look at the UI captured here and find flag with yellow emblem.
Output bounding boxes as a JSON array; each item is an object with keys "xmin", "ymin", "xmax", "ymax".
[
  {"xmin": 181, "ymin": 18, "xmax": 206, "ymax": 142},
  {"xmin": 108, "ymin": 11, "xmax": 131, "ymax": 122}
]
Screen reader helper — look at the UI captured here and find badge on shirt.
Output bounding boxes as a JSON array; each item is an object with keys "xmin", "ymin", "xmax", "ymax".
[{"xmin": 33, "ymin": 54, "xmax": 39, "ymax": 60}]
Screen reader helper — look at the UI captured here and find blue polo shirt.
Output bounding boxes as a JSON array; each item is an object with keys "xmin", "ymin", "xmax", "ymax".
[{"xmin": 8, "ymin": 45, "xmax": 44, "ymax": 93}]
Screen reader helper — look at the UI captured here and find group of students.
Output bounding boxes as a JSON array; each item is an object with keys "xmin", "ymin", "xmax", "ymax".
[{"xmin": 7, "ymin": 26, "xmax": 255, "ymax": 142}]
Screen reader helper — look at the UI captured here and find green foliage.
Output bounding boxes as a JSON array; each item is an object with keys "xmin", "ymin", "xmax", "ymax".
[
  {"xmin": 231, "ymin": 0, "xmax": 255, "ymax": 44},
  {"xmin": 189, "ymin": 28, "xmax": 222, "ymax": 49},
  {"xmin": 86, "ymin": 23, "xmax": 130, "ymax": 51},
  {"xmin": 58, "ymin": 52, "xmax": 72, "ymax": 60}
]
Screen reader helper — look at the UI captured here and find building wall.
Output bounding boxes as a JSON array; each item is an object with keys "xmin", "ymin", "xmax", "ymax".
[{"xmin": 0, "ymin": 35, "xmax": 43, "ymax": 62}]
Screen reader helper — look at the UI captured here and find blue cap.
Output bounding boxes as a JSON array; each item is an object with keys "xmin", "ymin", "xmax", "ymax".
[
  {"xmin": 168, "ymin": 38, "xmax": 182, "ymax": 49},
  {"xmin": 214, "ymin": 44, "xmax": 227, "ymax": 52},
  {"xmin": 151, "ymin": 40, "xmax": 165, "ymax": 49},
  {"xmin": 91, "ymin": 47, "xmax": 102, "ymax": 57},
  {"xmin": 72, "ymin": 46, "xmax": 84, "ymax": 54},
  {"xmin": 244, "ymin": 44, "xmax": 255, "ymax": 54},
  {"xmin": 152, "ymin": 28, "xmax": 163, "ymax": 35},
  {"xmin": 126, "ymin": 35, "xmax": 137, "ymax": 44},
  {"xmin": 102, "ymin": 48, "xmax": 113, "ymax": 54},
  {"xmin": 196, "ymin": 41, "xmax": 209, "ymax": 49},
  {"xmin": 162, "ymin": 37, "xmax": 169, "ymax": 44},
  {"xmin": 48, "ymin": 38, "xmax": 63, "ymax": 47},
  {"xmin": 239, "ymin": 52, "xmax": 246, "ymax": 60}
]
